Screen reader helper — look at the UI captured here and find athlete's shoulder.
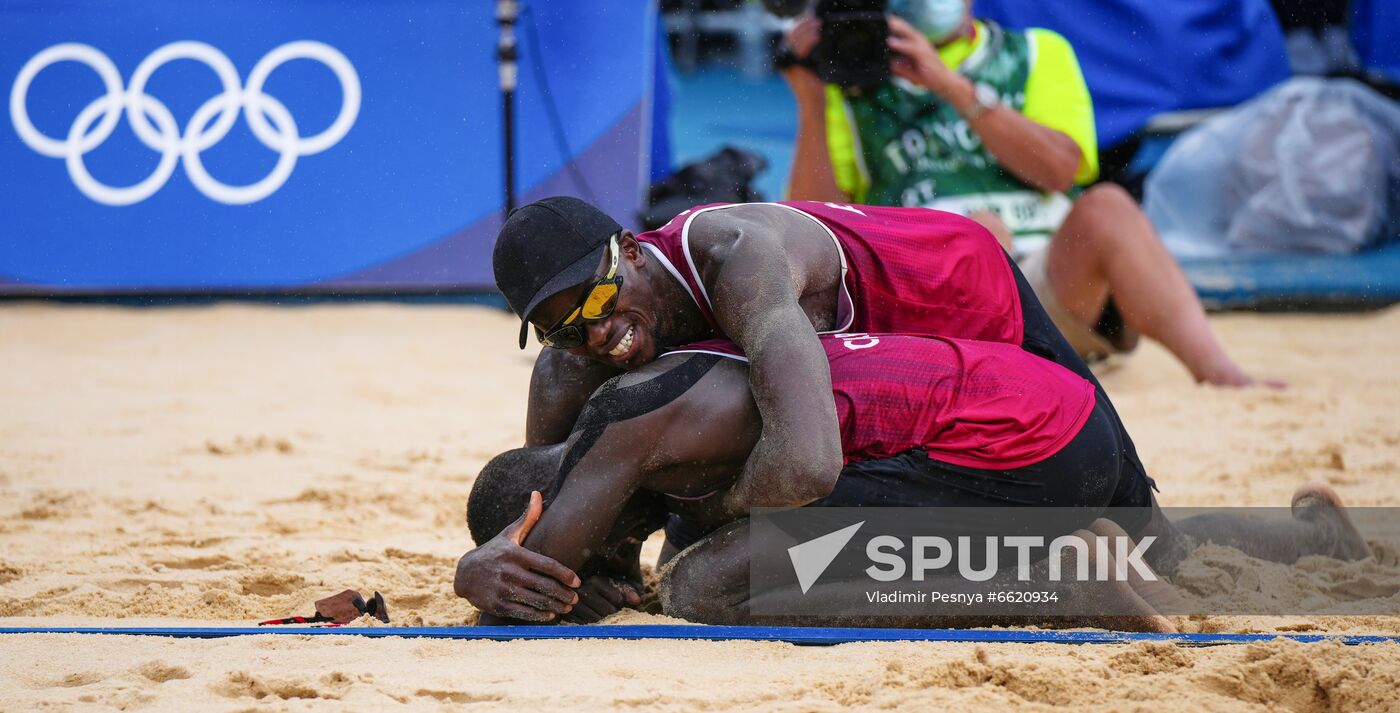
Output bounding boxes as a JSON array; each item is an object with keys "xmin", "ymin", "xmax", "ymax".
[
  {"xmin": 608, "ymin": 350, "xmax": 725, "ymax": 390},
  {"xmin": 664, "ymin": 338, "xmax": 747, "ymax": 361},
  {"xmin": 655, "ymin": 203, "xmax": 732, "ymax": 231},
  {"xmin": 686, "ymin": 201, "xmax": 798, "ymax": 226},
  {"xmin": 572, "ymin": 351, "xmax": 732, "ymax": 438},
  {"xmin": 638, "ymin": 204, "xmax": 730, "ymax": 244},
  {"xmin": 684, "ymin": 202, "xmax": 816, "ymax": 256}
]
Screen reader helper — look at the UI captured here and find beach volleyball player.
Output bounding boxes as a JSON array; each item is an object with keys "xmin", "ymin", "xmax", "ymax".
[
  {"xmin": 453, "ymin": 332, "xmax": 1371, "ymax": 627},
  {"xmin": 492, "ymin": 197, "xmax": 1154, "ymax": 528},
  {"xmin": 460, "ymin": 329, "xmax": 1170, "ymax": 627}
]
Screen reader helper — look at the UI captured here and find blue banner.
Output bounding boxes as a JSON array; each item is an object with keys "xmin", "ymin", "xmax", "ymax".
[
  {"xmin": 1, "ymin": 0, "xmax": 654, "ymax": 293},
  {"xmin": 977, "ymin": 0, "xmax": 1290, "ymax": 149},
  {"xmin": 1354, "ymin": 0, "xmax": 1400, "ymax": 83}
]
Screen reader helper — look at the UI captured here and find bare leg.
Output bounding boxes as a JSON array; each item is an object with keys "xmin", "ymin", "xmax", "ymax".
[
  {"xmin": 1174, "ymin": 482, "xmax": 1372, "ymax": 563},
  {"xmin": 1049, "ymin": 184, "xmax": 1278, "ymax": 387},
  {"xmin": 660, "ymin": 520, "xmax": 1174, "ymax": 632},
  {"xmin": 1133, "ymin": 483, "xmax": 1371, "ymax": 574}
]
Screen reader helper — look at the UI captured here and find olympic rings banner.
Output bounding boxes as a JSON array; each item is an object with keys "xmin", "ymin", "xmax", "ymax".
[{"xmin": 0, "ymin": 1, "xmax": 655, "ymax": 293}]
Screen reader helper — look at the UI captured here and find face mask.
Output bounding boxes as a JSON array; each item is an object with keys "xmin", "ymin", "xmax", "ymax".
[{"xmin": 890, "ymin": 0, "xmax": 968, "ymax": 43}]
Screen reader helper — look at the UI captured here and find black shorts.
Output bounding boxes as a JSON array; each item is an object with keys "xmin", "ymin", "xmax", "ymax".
[
  {"xmin": 665, "ymin": 253, "xmax": 1160, "ymax": 551},
  {"xmin": 815, "ymin": 400, "xmax": 1151, "ymax": 512},
  {"xmin": 664, "ymin": 399, "xmax": 1156, "ymax": 550},
  {"xmin": 1005, "ymin": 251, "xmax": 1157, "ymax": 504}
]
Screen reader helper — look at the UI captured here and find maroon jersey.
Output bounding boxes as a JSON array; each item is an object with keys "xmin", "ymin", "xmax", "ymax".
[
  {"xmin": 670, "ymin": 333, "xmax": 1094, "ymax": 470},
  {"xmin": 636, "ymin": 201, "xmax": 1022, "ymax": 345}
]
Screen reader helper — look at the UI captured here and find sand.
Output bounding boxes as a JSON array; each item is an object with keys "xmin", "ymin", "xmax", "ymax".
[{"xmin": 1, "ymin": 302, "xmax": 1399, "ymax": 711}]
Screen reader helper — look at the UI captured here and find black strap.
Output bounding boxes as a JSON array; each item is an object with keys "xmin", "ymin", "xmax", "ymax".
[{"xmin": 550, "ymin": 354, "xmax": 723, "ymax": 500}]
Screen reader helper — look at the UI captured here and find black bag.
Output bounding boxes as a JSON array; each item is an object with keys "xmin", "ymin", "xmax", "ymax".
[{"xmin": 639, "ymin": 146, "xmax": 768, "ymax": 230}]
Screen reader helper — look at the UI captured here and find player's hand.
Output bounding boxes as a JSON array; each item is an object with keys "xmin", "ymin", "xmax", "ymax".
[
  {"xmin": 453, "ymin": 491, "xmax": 581, "ymax": 623},
  {"xmin": 562, "ymin": 574, "xmax": 641, "ymax": 624},
  {"xmin": 887, "ymin": 15, "xmax": 957, "ymax": 94}
]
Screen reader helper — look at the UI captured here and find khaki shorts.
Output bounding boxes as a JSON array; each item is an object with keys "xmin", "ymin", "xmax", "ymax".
[{"xmin": 1016, "ymin": 245, "xmax": 1139, "ymax": 363}]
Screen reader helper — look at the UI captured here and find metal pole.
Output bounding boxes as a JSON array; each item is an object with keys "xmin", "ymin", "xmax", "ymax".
[{"xmin": 497, "ymin": 0, "xmax": 519, "ymax": 218}]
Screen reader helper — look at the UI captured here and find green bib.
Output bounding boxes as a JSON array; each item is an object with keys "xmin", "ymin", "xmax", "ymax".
[{"xmin": 843, "ymin": 21, "xmax": 1071, "ymax": 237}]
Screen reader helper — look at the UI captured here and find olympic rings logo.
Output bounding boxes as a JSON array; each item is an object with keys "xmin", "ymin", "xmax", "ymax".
[{"xmin": 9, "ymin": 41, "xmax": 360, "ymax": 206}]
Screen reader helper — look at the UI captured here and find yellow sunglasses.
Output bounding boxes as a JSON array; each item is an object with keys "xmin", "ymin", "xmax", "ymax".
[{"xmin": 535, "ymin": 234, "xmax": 623, "ymax": 349}]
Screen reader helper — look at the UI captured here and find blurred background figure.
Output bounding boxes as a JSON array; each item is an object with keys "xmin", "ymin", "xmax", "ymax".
[
  {"xmin": 776, "ymin": 0, "xmax": 1268, "ymax": 386},
  {"xmin": 657, "ymin": 0, "xmax": 1400, "ymax": 384}
]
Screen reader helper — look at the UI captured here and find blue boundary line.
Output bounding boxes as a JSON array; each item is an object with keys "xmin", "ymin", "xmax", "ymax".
[{"xmin": 0, "ymin": 625, "xmax": 1396, "ymax": 646}]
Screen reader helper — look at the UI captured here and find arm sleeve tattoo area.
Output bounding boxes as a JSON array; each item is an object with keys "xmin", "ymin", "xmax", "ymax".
[{"xmin": 549, "ymin": 354, "xmax": 724, "ymax": 500}]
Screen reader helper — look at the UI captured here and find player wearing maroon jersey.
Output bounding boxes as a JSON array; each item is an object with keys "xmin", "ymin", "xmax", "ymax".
[
  {"xmin": 453, "ymin": 334, "xmax": 1368, "ymax": 627},
  {"xmin": 493, "ymin": 197, "xmax": 1152, "ymax": 527}
]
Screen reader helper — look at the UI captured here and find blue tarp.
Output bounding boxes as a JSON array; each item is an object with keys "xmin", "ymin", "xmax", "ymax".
[{"xmin": 977, "ymin": 0, "xmax": 1291, "ymax": 148}]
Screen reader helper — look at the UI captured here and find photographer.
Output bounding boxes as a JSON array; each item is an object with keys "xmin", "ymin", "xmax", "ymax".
[{"xmin": 781, "ymin": 0, "xmax": 1274, "ymax": 387}]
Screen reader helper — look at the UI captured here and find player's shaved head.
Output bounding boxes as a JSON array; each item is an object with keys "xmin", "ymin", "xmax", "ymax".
[
  {"xmin": 466, "ymin": 444, "xmax": 669, "ymax": 573},
  {"xmin": 467, "ymin": 446, "xmax": 560, "ymax": 544}
]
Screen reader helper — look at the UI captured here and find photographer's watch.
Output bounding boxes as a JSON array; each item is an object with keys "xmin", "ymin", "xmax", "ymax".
[{"xmin": 963, "ymin": 82, "xmax": 1000, "ymax": 121}]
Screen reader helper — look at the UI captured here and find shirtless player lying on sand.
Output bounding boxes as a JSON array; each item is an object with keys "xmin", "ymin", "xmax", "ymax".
[{"xmin": 454, "ymin": 333, "xmax": 1369, "ymax": 630}]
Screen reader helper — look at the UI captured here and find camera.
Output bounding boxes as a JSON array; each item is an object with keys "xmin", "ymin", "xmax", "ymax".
[
  {"xmin": 771, "ymin": 0, "xmax": 891, "ymax": 92},
  {"xmin": 811, "ymin": 0, "xmax": 891, "ymax": 91}
]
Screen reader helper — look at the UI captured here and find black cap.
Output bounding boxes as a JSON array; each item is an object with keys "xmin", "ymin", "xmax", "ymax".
[{"xmin": 493, "ymin": 196, "xmax": 623, "ymax": 348}]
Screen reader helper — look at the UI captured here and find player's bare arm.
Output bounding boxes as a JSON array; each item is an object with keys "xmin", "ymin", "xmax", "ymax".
[
  {"xmin": 456, "ymin": 354, "xmax": 758, "ymax": 621},
  {"xmin": 521, "ymin": 354, "xmax": 755, "ymax": 571},
  {"xmin": 686, "ymin": 206, "xmax": 845, "ymax": 513},
  {"xmin": 524, "ymin": 349, "xmax": 621, "ymax": 446}
]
